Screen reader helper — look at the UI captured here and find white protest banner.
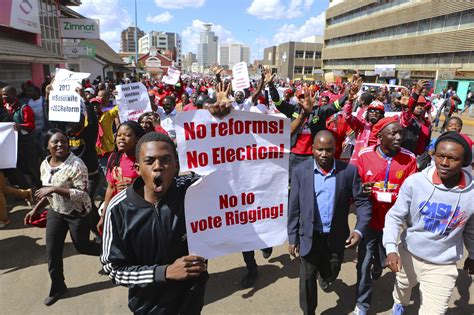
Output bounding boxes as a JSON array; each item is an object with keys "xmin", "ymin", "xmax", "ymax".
[
  {"xmin": 162, "ymin": 67, "xmax": 181, "ymax": 85},
  {"xmin": 116, "ymin": 82, "xmax": 152, "ymax": 122},
  {"xmin": 0, "ymin": 123, "xmax": 18, "ymax": 169},
  {"xmin": 231, "ymin": 62, "xmax": 250, "ymax": 91},
  {"xmin": 49, "ymin": 68, "xmax": 90, "ymax": 122},
  {"xmin": 175, "ymin": 110, "xmax": 291, "ymax": 259}
]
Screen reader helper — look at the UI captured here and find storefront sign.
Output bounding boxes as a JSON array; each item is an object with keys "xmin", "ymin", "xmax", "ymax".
[
  {"xmin": 63, "ymin": 45, "xmax": 88, "ymax": 57},
  {"xmin": 0, "ymin": 0, "xmax": 41, "ymax": 34},
  {"xmin": 437, "ymin": 69, "xmax": 456, "ymax": 80},
  {"xmin": 397, "ymin": 70, "xmax": 411, "ymax": 79},
  {"xmin": 374, "ymin": 65, "xmax": 396, "ymax": 77},
  {"xmin": 410, "ymin": 70, "xmax": 436, "ymax": 78},
  {"xmin": 59, "ymin": 18, "xmax": 100, "ymax": 39}
]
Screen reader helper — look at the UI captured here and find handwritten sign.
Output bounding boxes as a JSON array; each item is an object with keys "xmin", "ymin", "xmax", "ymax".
[
  {"xmin": 231, "ymin": 62, "xmax": 250, "ymax": 91},
  {"xmin": 116, "ymin": 82, "xmax": 152, "ymax": 122},
  {"xmin": 49, "ymin": 68, "xmax": 90, "ymax": 122}
]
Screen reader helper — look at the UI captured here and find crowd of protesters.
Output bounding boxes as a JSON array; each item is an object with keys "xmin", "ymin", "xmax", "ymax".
[{"xmin": 1, "ymin": 66, "xmax": 473, "ymax": 315}]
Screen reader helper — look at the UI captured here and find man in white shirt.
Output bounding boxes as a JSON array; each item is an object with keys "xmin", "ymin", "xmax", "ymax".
[{"xmin": 156, "ymin": 95, "xmax": 177, "ymax": 140}]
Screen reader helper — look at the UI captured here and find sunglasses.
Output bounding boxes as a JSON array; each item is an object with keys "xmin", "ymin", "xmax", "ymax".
[{"xmin": 368, "ymin": 108, "xmax": 383, "ymax": 113}]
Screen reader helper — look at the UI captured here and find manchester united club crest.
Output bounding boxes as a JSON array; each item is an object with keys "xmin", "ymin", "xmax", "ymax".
[{"xmin": 396, "ymin": 170, "xmax": 404, "ymax": 179}]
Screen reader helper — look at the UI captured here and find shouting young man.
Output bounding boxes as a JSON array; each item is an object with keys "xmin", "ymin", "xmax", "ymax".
[{"xmin": 101, "ymin": 99, "xmax": 232, "ymax": 313}]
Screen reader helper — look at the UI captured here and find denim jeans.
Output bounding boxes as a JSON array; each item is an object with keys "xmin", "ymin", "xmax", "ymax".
[{"xmin": 355, "ymin": 227, "xmax": 386, "ymax": 312}]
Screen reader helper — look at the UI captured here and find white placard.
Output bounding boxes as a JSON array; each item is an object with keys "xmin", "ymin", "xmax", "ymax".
[
  {"xmin": 59, "ymin": 18, "xmax": 100, "ymax": 39},
  {"xmin": 162, "ymin": 67, "xmax": 181, "ymax": 85},
  {"xmin": 49, "ymin": 69, "xmax": 90, "ymax": 122},
  {"xmin": 175, "ymin": 110, "xmax": 291, "ymax": 259},
  {"xmin": 116, "ymin": 82, "xmax": 152, "ymax": 122},
  {"xmin": 0, "ymin": 123, "xmax": 18, "ymax": 169},
  {"xmin": 231, "ymin": 62, "xmax": 250, "ymax": 91}
]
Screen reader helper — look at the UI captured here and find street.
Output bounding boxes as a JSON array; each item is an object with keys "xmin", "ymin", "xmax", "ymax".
[
  {"xmin": 1, "ymin": 120, "xmax": 473, "ymax": 315},
  {"xmin": 1, "ymin": 206, "xmax": 473, "ymax": 314}
]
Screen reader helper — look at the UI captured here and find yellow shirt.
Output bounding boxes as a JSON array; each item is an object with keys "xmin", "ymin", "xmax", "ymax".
[{"xmin": 96, "ymin": 106, "xmax": 119, "ymax": 156}]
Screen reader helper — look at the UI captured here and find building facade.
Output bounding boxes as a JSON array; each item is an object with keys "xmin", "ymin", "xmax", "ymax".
[
  {"xmin": 218, "ymin": 43, "xmax": 250, "ymax": 68},
  {"xmin": 322, "ymin": 0, "xmax": 474, "ymax": 106},
  {"xmin": 0, "ymin": 0, "xmax": 76, "ymax": 89},
  {"xmin": 218, "ymin": 45, "xmax": 229, "ymax": 67},
  {"xmin": 138, "ymin": 31, "xmax": 182, "ymax": 66},
  {"xmin": 182, "ymin": 52, "xmax": 197, "ymax": 72},
  {"xmin": 120, "ymin": 26, "xmax": 144, "ymax": 53},
  {"xmin": 197, "ymin": 24, "xmax": 218, "ymax": 70},
  {"xmin": 263, "ymin": 41, "xmax": 323, "ymax": 80}
]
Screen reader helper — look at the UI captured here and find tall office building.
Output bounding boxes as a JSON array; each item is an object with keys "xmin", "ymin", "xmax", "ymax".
[
  {"xmin": 218, "ymin": 45, "xmax": 229, "ymax": 67},
  {"xmin": 218, "ymin": 43, "xmax": 250, "ymax": 67},
  {"xmin": 197, "ymin": 24, "xmax": 218, "ymax": 69},
  {"xmin": 322, "ymin": 0, "xmax": 474, "ymax": 92},
  {"xmin": 182, "ymin": 52, "xmax": 197, "ymax": 72},
  {"xmin": 120, "ymin": 26, "xmax": 144, "ymax": 53}
]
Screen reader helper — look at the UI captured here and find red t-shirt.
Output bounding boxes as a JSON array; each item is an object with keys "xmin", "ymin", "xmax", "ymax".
[
  {"xmin": 106, "ymin": 153, "xmax": 138, "ymax": 196},
  {"xmin": 183, "ymin": 103, "xmax": 198, "ymax": 111},
  {"xmin": 326, "ymin": 113, "xmax": 352, "ymax": 159},
  {"xmin": 291, "ymin": 118, "xmax": 312, "ymax": 155},
  {"xmin": 356, "ymin": 146, "xmax": 417, "ymax": 231},
  {"xmin": 154, "ymin": 125, "xmax": 169, "ymax": 135}
]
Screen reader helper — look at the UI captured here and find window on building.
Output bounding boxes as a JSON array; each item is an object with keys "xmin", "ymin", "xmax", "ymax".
[
  {"xmin": 305, "ymin": 51, "xmax": 314, "ymax": 59},
  {"xmin": 39, "ymin": 0, "xmax": 60, "ymax": 56},
  {"xmin": 444, "ymin": 13, "xmax": 461, "ymax": 31},
  {"xmin": 295, "ymin": 50, "xmax": 304, "ymax": 58},
  {"xmin": 315, "ymin": 52, "xmax": 322, "ymax": 59},
  {"xmin": 268, "ymin": 52, "xmax": 272, "ymax": 61},
  {"xmin": 417, "ymin": 19, "xmax": 430, "ymax": 35},
  {"xmin": 461, "ymin": 10, "xmax": 474, "ymax": 28},
  {"xmin": 304, "ymin": 67, "xmax": 313, "ymax": 74},
  {"xmin": 294, "ymin": 66, "xmax": 303, "ymax": 74}
]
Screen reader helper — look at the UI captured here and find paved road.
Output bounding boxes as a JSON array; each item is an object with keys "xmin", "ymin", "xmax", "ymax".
[
  {"xmin": 1, "ymin": 122, "xmax": 473, "ymax": 315},
  {"xmin": 1, "ymin": 207, "xmax": 473, "ymax": 315}
]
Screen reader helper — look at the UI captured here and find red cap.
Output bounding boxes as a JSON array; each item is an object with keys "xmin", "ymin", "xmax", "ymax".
[
  {"xmin": 372, "ymin": 116, "xmax": 399, "ymax": 136},
  {"xmin": 296, "ymin": 89, "xmax": 305, "ymax": 99},
  {"xmin": 368, "ymin": 100, "xmax": 385, "ymax": 113},
  {"xmin": 417, "ymin": 95, "xmax": 427, "ymax": 104},
  {"xmin": 89, "ymin": 97, "xmax": 103, "ymax": 105},
  {"xmin": 258, "ymin": 95, "xmax": 265, "ymax": 104},
  {"xmin": 285, "ymin": 88, "xmax": 293, "ymax": 95}
]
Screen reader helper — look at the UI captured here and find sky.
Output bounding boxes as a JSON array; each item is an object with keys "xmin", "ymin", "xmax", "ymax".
[{"xmin": 75, "ymin": 0, "xmax": 329, "ymax": 62}]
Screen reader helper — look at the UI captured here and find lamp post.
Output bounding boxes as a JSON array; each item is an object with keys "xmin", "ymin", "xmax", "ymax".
[
  {"xmin": 281, "ymin": 51, "xmax": 288, "ymax": 78},
  {"xmin": 134, "ymin": 0, "xmax": 139, "ymax": 78},
  {"xmin": 247, "ymin": 29, "xmax": 259, "ymax": 63}
]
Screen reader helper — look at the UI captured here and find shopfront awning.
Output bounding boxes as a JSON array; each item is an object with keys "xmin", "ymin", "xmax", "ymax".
[{"xmin": 0, "ymin": 37, "xmax": 65, "ymax": 64}]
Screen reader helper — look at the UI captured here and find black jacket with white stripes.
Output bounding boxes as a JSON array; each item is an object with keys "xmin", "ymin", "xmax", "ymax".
[{"xmin": 101, "ymin": 174, "xmax": 208, "ymax": 314}]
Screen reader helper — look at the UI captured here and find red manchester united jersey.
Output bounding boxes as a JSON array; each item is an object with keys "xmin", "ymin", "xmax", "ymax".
[{"xmin": 356, "ymin": 145, "xmax": 417, "ymax": 231}]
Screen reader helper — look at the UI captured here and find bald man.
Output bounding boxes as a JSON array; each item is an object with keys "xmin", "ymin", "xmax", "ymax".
[{"xmin": 288, "ymin": 130, "xmax": 372, "ymax": 315}]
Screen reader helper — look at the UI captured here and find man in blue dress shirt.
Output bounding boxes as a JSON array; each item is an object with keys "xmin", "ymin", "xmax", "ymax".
[{"xmin": 288, "ymin": 130, "xmax": 372, "ymax": 315}]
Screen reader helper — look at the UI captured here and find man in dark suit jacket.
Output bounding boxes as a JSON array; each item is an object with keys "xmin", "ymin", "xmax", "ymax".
[{"xmin": 288, "ymin": 130, "xmax": 372, "ymax": 315}]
